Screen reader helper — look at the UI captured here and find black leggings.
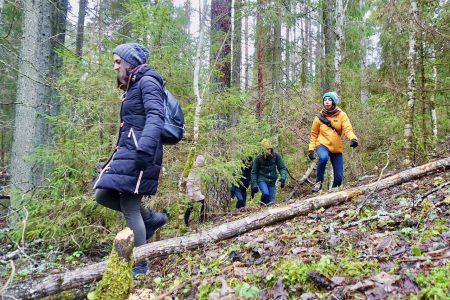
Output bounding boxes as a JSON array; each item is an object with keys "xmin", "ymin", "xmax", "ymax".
[
  {"xmin": 95, "ymin": 189, "xmax": 151, "ymax": 247},
  {"xmin": 184, "ymin": 200, "xmax": 205, "ymax": 226}
]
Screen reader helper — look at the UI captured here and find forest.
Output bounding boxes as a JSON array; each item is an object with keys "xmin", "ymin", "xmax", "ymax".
[{"xmin": 0, "ymin": 0, "xmax": 449, "ymax": 299}]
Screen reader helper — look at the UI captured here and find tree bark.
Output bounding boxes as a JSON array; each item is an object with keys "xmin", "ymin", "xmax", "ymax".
[
  {"xmin": 322, "ymin": 0, "xmax": 335, "ymax": 92},
  {"xmin": 430, "ymin": 46, "xmax": 438, "ymax": 149},
  {"xmin": 360, "ymin": 0, "xmax": 369, "ymax": 110},
  {"xmin": 10, "ymin": 0, "xmax": 58, "ymax": 194},
  {"xmin": 256, "ymin": 0, "xmax": 265, "ymax": 120},
  {"xmin": 404, "ymin": 0, "xmax": 418, "ymax": 166},
  {"xmin": 193, "ymin": 0, "xmax": 208, "ymax": 145},
  {"xmin": 5, "ymin": 157, "xmax": 450, "ymax": 299},
  {"xmin": 243, "ymin": 0, "xmax": 249, "ymax": 90},
  {"xmin": 272, "ymin": 1, "xmax": 282, "ymax": 91},
  {"xmin": 231, "ymin": 0, "xmax": 242, "ymax": 88},
  {"xmin": 210, "ymin": 0, "xmax": 232, "ymax": 89},
  {"xmin": 92, "ymin": 228, "xmax": 134, "ymax": 300},
  {"xmin": 334, "ymin": 0, "xmax": 343, "ymax": 96},
  {"xmin": 75, "ymin": 0, "xmax": 87, "ymax": 57}
]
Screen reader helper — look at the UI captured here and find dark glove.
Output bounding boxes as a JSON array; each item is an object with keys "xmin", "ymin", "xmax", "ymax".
[
  {"xmin": 280, "ymin": 179, "xmax": 285, "ymax": 188},
  {"xmin": 350, "ymin": 139, "xmax": 358, "ymax": 148},
  {"xmin": 308, "ymin": 150, "xmax": 315, "ymax": 160},
  {"xmin": 251, "ymin": 186, "xmax": 258, "ymax": 198},
  {"xmin": 134, "ymin": 151, "xmax": 150, "ymax": 171}
]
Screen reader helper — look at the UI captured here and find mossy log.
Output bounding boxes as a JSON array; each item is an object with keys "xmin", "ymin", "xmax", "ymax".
[
  {"xmin": 4, "ymin": 157, "xmax": 450, "ymax": 299},
  {"xmin": 88, "ymin": 228, "xmax": 134, "ymax": 300}
]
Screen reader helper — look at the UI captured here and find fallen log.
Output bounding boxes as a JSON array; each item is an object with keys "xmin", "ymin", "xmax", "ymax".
[{"xmin": 4, "ymin": 156, "xmax": 449, "ymax": 299}]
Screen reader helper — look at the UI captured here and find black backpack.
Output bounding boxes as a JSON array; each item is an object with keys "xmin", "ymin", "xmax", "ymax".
[
  {"xmin": 161, "ymin": 89, "xmax": 185, "ymax": 144},
  {"xmin": 140, "ymin": 76, "xmax": 185, "ymax": 145}
]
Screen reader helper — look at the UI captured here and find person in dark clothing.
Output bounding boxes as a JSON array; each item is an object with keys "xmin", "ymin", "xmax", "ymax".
[
  {"xmin": 93, "ymin": 43, "xmax": 168, "ymax": 278},
  {"xmin": 251, "ymin": 139, "xmax": 287, "ymax": 205},
  {"xmin": 231, "ymin": 157, "xmax": 253, "ymax": 209}
]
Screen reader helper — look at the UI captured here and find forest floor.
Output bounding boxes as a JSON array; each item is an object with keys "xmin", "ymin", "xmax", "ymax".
[
  {"xmin": 128, "ymin": 166, "xmax": 450, "ymax": 300},
  {"xmin": 0, "ymin": 159, "xmax": 449, "ymax": 299}
]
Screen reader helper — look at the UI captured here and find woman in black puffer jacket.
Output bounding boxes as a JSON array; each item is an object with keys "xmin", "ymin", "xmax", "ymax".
[{"xmin": 93, "ymin": 43, "xmax": 167, "ymax": 278}]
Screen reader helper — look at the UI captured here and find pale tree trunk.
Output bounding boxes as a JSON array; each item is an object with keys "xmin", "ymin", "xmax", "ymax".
[
  {"xmin": 10, "ymin": 0, "xmax": 60, "ymax": 196},
  {"xmin": 76, "ymin": 0, "xmax": 87, "ymax": 57},
  {"xmin": 0, "ymin": 0, "xmax": 4, "ymax": 20},
  {"xmin": 231, "ymin": 0, "xmax": 242, "ymax": 88},
  {"xmin": 306, "ymin": 0, "xmax": 313, "ymax": 87},
  {"xmin": 430, "ymin": 46, "xmax": 438, "ymax": 149},
  {"xmin": 256, "ymin": 0, "xmax": 265, "ymax": 120},
  {"xmin": 243, "ymin": 0, "xmax": 249, "ymax": 90},
  {"xmin": 272, "ymin": 1, "xmax": 282, "ymax": 92},
  {"xmin": 419, "ymin": 34, "xmax": 427, "ymax": 152},
  {"xmin": 193, "ymin": 0, "xmax": 208, "ymax": 145},
  {"xmin": 360, "ymin": 0, "xmax": 369, "ymax": 110},
  {"xmin": 322, "ymin": 0, "xmax": 335, "ymax": 92},
  {"xmin": 404, "ymin": 0, "xmax": 418, "ymax": 166},
  {"xmin": 334, "ymin": 0, "xmax": 343, "ymax": 96},
  {"xmin": 184, "ymin": 0, "xmax": 191, "ymax": 35}
]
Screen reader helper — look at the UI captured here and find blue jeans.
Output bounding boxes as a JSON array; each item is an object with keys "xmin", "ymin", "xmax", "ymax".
[
  {"xmin": 258, "ymin": 181, "xmax": 276, "ymax": 205},
  {"xmin": 234, "ymin": 188, "xmax": 247, "ymax": 209},
  {"xmin": 316, "ymin": 145, "xmax": 344, "ymax": 188}
]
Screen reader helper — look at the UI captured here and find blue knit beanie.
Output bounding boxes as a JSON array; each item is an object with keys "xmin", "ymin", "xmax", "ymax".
[
  {"xmin": 322, "ymin": 92, "xmax": 340, "ymax": 105},
  {"xmin": 113, "ymin": 43, "xmax": 150, "ymax": 67}
]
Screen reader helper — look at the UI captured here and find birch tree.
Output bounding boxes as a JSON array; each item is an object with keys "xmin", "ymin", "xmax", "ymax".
[
  {"xmin": 430, "ymin": 46, "xmax": 438, "ymax": 149},
  {"xmin": 334, "ymin": 0, "xmax": 344, "ymax": 96},
  {"xmin": 404, "ymin": 0, "xmax": 418, "ymax": 165}
]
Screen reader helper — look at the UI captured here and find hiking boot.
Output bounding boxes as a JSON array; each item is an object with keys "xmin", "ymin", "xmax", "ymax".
[
  {"xmin": 144, "ymin": 211, "xmax": 168, "ymax": 240},
  {"xmin": 132, "ymin": 261, "xmax": 148, "ymax": 279},
  {"xmin": 311, "ymin": 182, "xmax": 322, "ymax": 193}
]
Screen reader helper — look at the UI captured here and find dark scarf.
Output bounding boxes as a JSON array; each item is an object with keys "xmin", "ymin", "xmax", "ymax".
[{"xmin": 321, "ymin": 104, "xmax": 338, "ymax": 117}]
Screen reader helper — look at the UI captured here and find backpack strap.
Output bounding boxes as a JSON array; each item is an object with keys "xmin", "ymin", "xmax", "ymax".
[{"xmin": 317, "ymin": 113, "xmax": 340, "ymax": 135}]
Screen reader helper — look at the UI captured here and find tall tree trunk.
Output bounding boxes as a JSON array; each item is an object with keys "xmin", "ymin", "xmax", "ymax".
[
  {"xmin": 184, "ymin": 0, "xmax": 191, "ymax": 35},
  {"xmin": 272, "ymin": 0, "xmax": 282, "ymax": 91},
  {"xmin": 10, "ymin": 0, "xmax": 66, "ymax": 197},
  {"xmin": 243, "ymin": 0, "xmax": 249, "ymax": 90},
  {"xmin": 334, "ymin": 0, "xmax": 343, "ymax": 96},
  {"xmin": 193, "ymin": 0, "xmax": 208, "ymax": 144},
  {"xmin": 210, "ymin": 0, "xmax": 232, "ymax": 89},
  {"xmin": 256, "ymin": 0, "xmax": 265, "ymax": 120},
  {"xmin": 0, "ymin": 0, "xmax": 4, "ymax": 19},
  {"xmin": 76, "ymin": 0, "xmax": 87, "ymax": 57},
  {"xmin": 359, "ymin": 0, "xmax": 369, "ymax": 110},
  {"xmin": 404, "ymin": 0, "xmax": 418, "ymax": 166},
  {"xmin": 300, "ymin": 4, "xmax": 307, "ymax": 87},
  {"xmin": 208, "ymin": 0, "xmax": 233, "ymax": 212},
  {"xmin": 322, "ymin": 0, "xmax": 335, "ymax": 92},
  {"xmin": 306, "ymin": 0, "xmax": 312, "ymax": 87},
  {"xmin": 430, "ymin": 46, "xmax": 438, "ymax": 150},
  {"xmin": 231, "ymin": 0, "xmax": 242, "ymax": 88},
  {"xmin": 419, "ymin": 34, "xmax": 427, "ymax": 152}
]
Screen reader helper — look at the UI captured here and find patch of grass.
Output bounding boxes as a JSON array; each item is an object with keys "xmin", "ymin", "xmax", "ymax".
[
  {"xmin": 413, "ymin": 263, "xmax": 450, "ymax": 299},
  {"xmin": 338, "ymin": 258, "xmax": 379, "ymax": 276},
  {"xmin": 278, "ymin": 255, "xmax": 337, "ymax": 292}
]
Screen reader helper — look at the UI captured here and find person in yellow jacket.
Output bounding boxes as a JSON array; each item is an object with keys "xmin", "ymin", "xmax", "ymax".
[{"xmin": 308, "ymin": 92, "xmax": 358, "ymax": 192}]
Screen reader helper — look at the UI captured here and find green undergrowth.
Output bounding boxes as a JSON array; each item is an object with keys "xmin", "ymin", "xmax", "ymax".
[
  {"xmin": 412, "ymin": 263, "xmax": 450, "ymax": 300},
  {"xmin": 7, "ymin": 191, "xmax": 119, "ymax": 252}
]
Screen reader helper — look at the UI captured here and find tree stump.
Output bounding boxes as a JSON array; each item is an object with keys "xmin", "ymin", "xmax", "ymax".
[{"xmin": 88, "ymin": 228, "xmax": 134, "ymax": 300}]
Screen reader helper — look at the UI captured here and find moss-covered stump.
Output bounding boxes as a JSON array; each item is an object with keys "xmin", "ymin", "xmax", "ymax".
[{"xmin": 88, "ymin": 228, "xmax": 134, "ymax": 300}]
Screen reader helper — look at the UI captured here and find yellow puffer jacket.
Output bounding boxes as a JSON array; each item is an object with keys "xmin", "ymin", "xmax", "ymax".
[{"xmin": 308, "ymin": 108, "xmax": 358, "ymax": 153}]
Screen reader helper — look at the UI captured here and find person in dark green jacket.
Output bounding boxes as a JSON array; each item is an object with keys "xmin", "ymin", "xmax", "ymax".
[{"xmin": 251, "ymin": 139, "xmax": 287, "ymax": 205}]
